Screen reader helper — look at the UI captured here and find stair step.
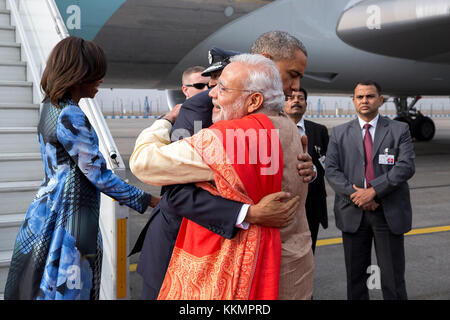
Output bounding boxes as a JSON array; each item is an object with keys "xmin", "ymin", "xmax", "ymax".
[
  {"xmin": 0, "ymin": 80, "xmax": 33, "ymax": 104},
  {"xmin": 0, "ymin": 153, "xmax": 43, "ymax": 182},
  {"xmin": 0, "ymin": 126, "xmax": 38, "ymax": 153},
  {"xmin": 0, "ymin": 103, "xmax": 39, "ymax": 127},
  {"xmin": 0, "ymin": 250, "xmax": 13, "ymax": 296},
  {"xmin": 0, "ymin": 126, "xmax": 36, "ymax": 132},
  {"xmin": 0, "ymin": 250, "xmax": 12, "ymax": 267},
  {"xmin": 0, "ymin": 2, "xmax": 35, "ymax": 297},
  {"xmin": 0, "ymin": 103, "xmax": 39, "ymax": 109},
  {"xmin": 0, "ymin": 62, "xmax": 26, "ymax": 81},
  {"xmin": 0, "ymin": 26, "xmax": 15, "ymax": 42},
  {"xmin": 0, "ymin": 180, "xmax": 40, "ymax": 215},
  {"xmin": 0, "ymin": 41, "xmax": 20, "ymax": 62},
  {"xmin": 0, "ymin": 213, "xmax": 24, "ymax": 228},
  {"xmin": 0, "ymin": 213, "xmax": 22, "ymax": 251},
  {"xmin": 0, "ymin": 9, "xmax": 10, "ymax": 27}
]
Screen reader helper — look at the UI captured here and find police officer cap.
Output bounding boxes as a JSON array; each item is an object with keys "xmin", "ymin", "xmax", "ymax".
[{"xmin": 201, "ymin": 47, "xmax": 241, "ymax": 77}]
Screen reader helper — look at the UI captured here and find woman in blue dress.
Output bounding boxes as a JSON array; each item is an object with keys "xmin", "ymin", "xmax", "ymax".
[{"xmin": 4, "ymin": 36, "xmax": 158, "ymax": 300}]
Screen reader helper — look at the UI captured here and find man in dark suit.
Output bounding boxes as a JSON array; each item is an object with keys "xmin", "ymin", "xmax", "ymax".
[
  {"xmin": 131, "ymin": 36, "xmax": 315, "ymax": 299},
  {"xmin": 284, "ymin": 88, "xmax": 329, "ymax": 253},
  {"xmin": 325, "ymin": 80, "xmax": 415, "ymax": 300}
]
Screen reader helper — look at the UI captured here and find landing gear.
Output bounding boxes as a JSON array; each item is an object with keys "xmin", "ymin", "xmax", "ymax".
[
  {"xmin": 392, "ymin": 96, "xmax": 435, "ymax": 141},
  {"xmin": 413, "ymin": 114, "xmax": 435, "ymax": 141}
]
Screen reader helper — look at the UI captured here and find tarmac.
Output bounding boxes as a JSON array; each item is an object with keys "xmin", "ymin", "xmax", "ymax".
[{"xmin": 106, "ymin": 116, "xmax": 450, "ymax": 300}]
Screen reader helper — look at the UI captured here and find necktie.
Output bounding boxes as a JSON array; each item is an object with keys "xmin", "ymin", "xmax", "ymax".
[{"xmin": 363, "ymin": 123, "xmax": 375, "ymax": 187}]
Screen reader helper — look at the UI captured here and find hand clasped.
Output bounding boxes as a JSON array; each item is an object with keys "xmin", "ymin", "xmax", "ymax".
[{"xmin": 350, "ymin": 185, "xmax": 378, "ymax": 211}]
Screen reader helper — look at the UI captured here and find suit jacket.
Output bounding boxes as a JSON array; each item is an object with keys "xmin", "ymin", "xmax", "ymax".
[
  {"xmin": 132, "ymin": 90, "xmax": 242, "ymax": 292},
  {"xmin": 325, "ymin": 115, "xmax": 415, "ymax": 235},
  {"xmin": 304, "ymin": 120, "xmax": 329, "ymax": 229}
]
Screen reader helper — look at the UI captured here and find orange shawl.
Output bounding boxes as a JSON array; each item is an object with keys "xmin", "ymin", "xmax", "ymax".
[{"xmin": 158, "ymin": 113, "xmax": 283, "ymax": 300}]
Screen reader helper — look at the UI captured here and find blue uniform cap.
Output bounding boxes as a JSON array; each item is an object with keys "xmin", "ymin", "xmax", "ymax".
[{"xmin": 201, "ymin": 47, "xmax": 241, "ymax": 76}]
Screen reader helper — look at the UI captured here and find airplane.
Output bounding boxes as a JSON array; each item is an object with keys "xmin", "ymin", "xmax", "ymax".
[{"xmin": 54, "ymin": 0, "xmax": 450, "ymax": 141}]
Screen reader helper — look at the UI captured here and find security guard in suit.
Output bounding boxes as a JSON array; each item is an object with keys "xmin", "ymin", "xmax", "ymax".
[
  {"xmin": 284, "ymin": 87, "xmax": 329, "ymax": 253},
  {"xmin": 325, "ymin": 81, "xmax": 415, "ymax": 300}
]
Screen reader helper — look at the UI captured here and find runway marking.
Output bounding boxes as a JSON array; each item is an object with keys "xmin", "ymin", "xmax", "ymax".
[
  {"xmin": 316, "ymin": 237, "xmax": 343, "ymax": 247},
  {"xmin": 128, "ymin": 225, "xmax": 450, "ymax": 272},
  {"xmin": 316, "ymin": 225, "xmax": 450, "ymax": 248},
  {"xmin": 405, "ymin": 225, "xmax": 450, "ymax": 236}
]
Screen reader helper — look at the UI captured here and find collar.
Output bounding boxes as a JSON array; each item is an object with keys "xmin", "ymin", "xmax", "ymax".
[
  {"xmin": 358, "ymin": 113, "xmax": 379, "ymax": 130},
  {"xmin": 296, "ymin": 117, "xmax": 305, "ymax": 131}
]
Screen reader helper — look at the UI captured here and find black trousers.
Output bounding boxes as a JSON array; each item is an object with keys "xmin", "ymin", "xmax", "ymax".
[
  {"xmin": 141, "ymin": 281, "xmax": 159, "ymax": 300},
  {"xmin": 342, "ymin": 209, "xmax": 408, "ymax": 300},
  {"xmin": 307, "ymin": 216, "xmax": 320, "ymax": 254}
]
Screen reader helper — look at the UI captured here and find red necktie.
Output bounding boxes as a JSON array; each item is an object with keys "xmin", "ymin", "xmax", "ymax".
[{"xmin": 363, "ymin": 123, "xmax": 375, "ymax": 187}]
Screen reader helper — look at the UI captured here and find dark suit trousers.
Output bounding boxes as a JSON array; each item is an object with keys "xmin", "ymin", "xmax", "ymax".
[
  {"xmin": 142, "ymin": 281, "xmax": 159, "ymax": 300},
  {"xmin": 308, "ymin": 219, "xmax": 320, "ymax": 254},
  {"xmin": 305, "ymin": 197, "xmax": 327, "ymax": 254},
  {"xmin": 306, "ymin": 208, "xmax": 320, "ymax": 254},
  {"xmin": 342, "ymin": 208, "xmax": 407, "ymax": 300}
]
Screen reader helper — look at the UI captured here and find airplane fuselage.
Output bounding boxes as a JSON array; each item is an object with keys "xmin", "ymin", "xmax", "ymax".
[{"xmin": 55, "ymin": 0, "xmax": 450, "ymax": 97}]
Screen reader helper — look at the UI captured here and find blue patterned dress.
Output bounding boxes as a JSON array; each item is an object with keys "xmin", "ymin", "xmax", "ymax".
[{"xmin": 4, "ymin": 100, "xmax": 150, "ymax": 300}]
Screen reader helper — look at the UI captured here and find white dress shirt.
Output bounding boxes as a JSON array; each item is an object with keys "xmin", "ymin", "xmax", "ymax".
[
  {"xmin": 358, "ymin": 113, "xmax": 379, "ymax": 143},
  {"xmin": 296, "ymin": 117, "xmax": 306, "ymax": 137},
  {"xmin": 296, "ymin": 117, "xmax": 317, "ymax": 182}
]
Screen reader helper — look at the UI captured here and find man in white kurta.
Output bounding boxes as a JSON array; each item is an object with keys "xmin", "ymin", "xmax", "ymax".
[{"xmin": 130, "ymin": 55, "xmax": 314, "ymax": 299}]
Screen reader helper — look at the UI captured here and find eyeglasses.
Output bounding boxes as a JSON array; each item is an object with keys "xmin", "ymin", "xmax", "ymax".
[
  {"xmin": 217, "ymin": 81, "xmax": 256, "ymax": 95},
  {"xmin": 184, "ymin": 83, "xmax": 210, "ymax": 90}
]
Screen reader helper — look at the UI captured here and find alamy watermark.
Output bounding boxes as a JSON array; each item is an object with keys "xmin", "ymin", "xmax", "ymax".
[
  {"xmin": 66, "ymin": 265, "xmax": 82, "ymax": 290},
  {"xmin": 66, "ymin": 5, "xmax": 81, "ymax": 30},
  {"xmin": 171, "ymin": 121, "xmax": 281, "ymax": 176},
  {"xmin": 366, "ymin": 5, "xmax": 381, "ymax": 30},
  {"xmin": 366, "ymin": 264, "xmax": 381, "ymax": 290}
]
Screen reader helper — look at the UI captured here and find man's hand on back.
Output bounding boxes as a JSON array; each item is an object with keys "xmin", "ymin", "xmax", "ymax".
[
  {"xmin": 297, "ymin": 135, "xmax": 316, "ymax": 183},
  {"xmin": 163, "ymin": 103, "xmax": 182, "ymax": 124},
  {"xmin": 245, "ymin": 191, "xmax": 300, "ymax": 228}
]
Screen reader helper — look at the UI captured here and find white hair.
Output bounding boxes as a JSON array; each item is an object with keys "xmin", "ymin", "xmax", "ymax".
[{"xmin": 229, "ymin": 53, "xmax": 285, "ymax": 111}]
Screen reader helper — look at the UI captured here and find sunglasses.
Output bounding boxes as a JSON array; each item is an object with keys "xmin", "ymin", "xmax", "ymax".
[{"xmin": 185, "ymin": 83, "xmax": 210, "ymax": 90}]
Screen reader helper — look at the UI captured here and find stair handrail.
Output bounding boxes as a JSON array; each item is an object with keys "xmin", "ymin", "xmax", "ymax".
[{"xmin": 44, "ymin": 0, "xmax": 69, "ymax": 38}]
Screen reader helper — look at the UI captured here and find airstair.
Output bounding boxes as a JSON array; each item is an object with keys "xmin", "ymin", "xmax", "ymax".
[{"xmin": 0, "ymin": 0, "xmax": 130, "ymax": 300}]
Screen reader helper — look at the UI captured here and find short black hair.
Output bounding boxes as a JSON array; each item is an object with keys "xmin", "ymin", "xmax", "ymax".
[
  {"xmin": 354, "ymin": 80, "xmax": 382, "ymax": 95},
  {"xmin": 298, "ymin": 87, "xmax": 308, "ymax": 100},
  {"xmin": 251, "ymin": 30, "xmax": 308, "ymax": 60}
]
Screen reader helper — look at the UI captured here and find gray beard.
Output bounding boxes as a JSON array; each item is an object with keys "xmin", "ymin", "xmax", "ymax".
[{"xmin": 212, "ymin": 96, "xmax": 248, "ymax": 123}]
